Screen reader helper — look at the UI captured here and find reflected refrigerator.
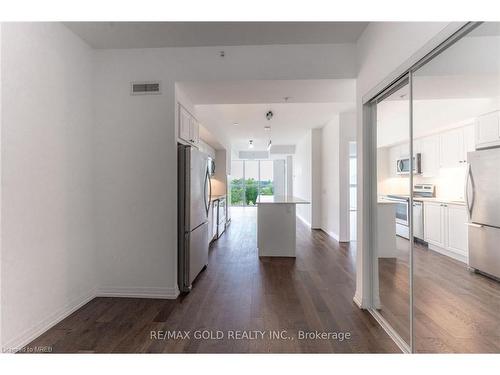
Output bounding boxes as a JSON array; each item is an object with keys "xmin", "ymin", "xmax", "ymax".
[
  {"xmin": 178, "ymin": 144, "xmax": 211, "ymax": 292},
  {"xmin": 466, "ymin": 148, "xmax": 500, "ymax": 280}
]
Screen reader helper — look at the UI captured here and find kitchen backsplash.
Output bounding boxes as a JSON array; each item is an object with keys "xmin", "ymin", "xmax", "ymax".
[{"xmin": 379, "ymin": 165, "xmax": 467, "ymax": 201}]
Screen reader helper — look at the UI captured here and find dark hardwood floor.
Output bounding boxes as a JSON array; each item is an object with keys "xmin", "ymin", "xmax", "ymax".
[
  {"xmin": 23, "ymin": 207, "xmax": 399, "ymax": 353},
  {"xmin": 378, "ymin": 237, "xmax": 500, "ymax": 353}
]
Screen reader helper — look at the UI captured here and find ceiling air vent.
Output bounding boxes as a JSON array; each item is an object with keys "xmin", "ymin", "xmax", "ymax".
[{"xmin": 130, "ymin": 81, "xmax": 161, "ymax": 95}]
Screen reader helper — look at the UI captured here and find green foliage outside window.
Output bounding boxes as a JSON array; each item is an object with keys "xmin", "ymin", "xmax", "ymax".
[
  {"xmin": 245, "ymin": 179, "xmax": 258, "ymax": 205},
  {"xmin": 229, "ymin": 178, "xmax": 273, "ymax": 206}
]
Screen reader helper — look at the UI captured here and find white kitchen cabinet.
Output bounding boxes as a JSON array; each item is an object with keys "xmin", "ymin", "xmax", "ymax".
[
  {"xmin": 412, "ymin": 139, "xmax": 422, "ymax": 155},
  {"xmin": 463, "ymin": 124, "xmax": 475, "ymax": 160},
  {"xmin": 440, "ymin": 128, "xmax": 464, "ymax": 168},
  {"xmin": 189, "ymin": 118, "xmax": 200, "ymax": 146},
  {"xmin": 420, "ymin": 135, "xmax": 440, "ymax": 177},
  {"xmin": 178, "ymin": 105, "xmax": 191, "ymax": 143},
  {"xmin": 440, "ymin": 125, "xmax": 475, "ymax": 167},
  {"xmin": 389, "ymin": 145, "xmax": 400, "ymax": 177},
  {"xmin": 424, "ymin": 202, "xmax": 445, "ymax": 248},
  {"xmin": 475, "ymin": 110, "xmax": 500, "ymax": 149},
  {"xmin": 178, "ymin": 103, "xmax": 200, "ymax": 146},
  {"xmin": 446, "ymin": 204, "xmax": 468, "ymax": 258},
  {"xmin": 399, "ymin": 142, "xmax": 410, "ymax": 158},
  {"xmin": 424, "ymin": 201, "xmax": 468, "ymax": 263}
]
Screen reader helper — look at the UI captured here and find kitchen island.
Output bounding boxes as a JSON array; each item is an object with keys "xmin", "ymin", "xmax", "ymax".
[{"xmin": 256, "ymin": 195, "xmax": 310, "ymax": 257}]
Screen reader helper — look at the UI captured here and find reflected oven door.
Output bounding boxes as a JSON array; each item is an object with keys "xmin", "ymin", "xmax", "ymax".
[{"xmin": 395, "ymin": 200, "xmax": 409, "ymax": 226}]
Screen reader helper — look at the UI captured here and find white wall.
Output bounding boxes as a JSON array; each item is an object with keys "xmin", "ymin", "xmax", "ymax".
[
  {"xmin": 293, "ymin": 128, "xmax": 322, "ymax": 228},
  {"xmin": 212, "ymin": 149, "xmax": 227, "ymax": 196},
  {"xmin": 294, "ymin": 132, "xmax": 312, "ymax": 225},
  {"xmin": 354, "ymin": 22, "xmax": 454, "ymax": 307},
  {"xmin": 320, "ymin": 112, "xmax": 356, "ymax": 242},
  {"xmin": 198, "ymin": 140, "xmax": 216, "ymax": 158},
  {"xmin": 286, "ymin": 155, "xmax": 293, "ymax": 196},
  {"xmin": 311, "ymin": 129, "xmax": 322, "ymax": 229},
  {"xmin": 339, "ymin": 112, "xmax": 357, "ymax": 241},
  {"xmin": 272, "ymin": 160, "xmax": 286, "ymax": 197},
  {"xmin": 321, "ymin": 117, "xmax": 340, "ymax": 237},
  {"xmin": 1, "ymin": 23, "xmax": 95, "ymax": 349}
]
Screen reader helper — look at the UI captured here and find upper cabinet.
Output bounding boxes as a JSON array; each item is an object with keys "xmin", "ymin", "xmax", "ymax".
[
  {"xmin": 475, "ymin": 110, "xmax": 500, "ymax": 149},
  {"xmin": 463, "ymin": 124, "xmax": 476, "ymax": 159},
  {"xmin": 439, "ymin": 125, "xmax": 476, "ymax": 168},
  {"xmin": 420, "ymin": 135, "xmax": 440, "ymax": 177},
  {"xmin": 178, "ymin": 104, "xmax": 200, "ymax": 147},
  {"xmin": 387, "ymin": 123, "xmax": 475, "ymax": 179},
  {"xmin": 424, "ymin": 201, "xmax": 468, "ymax": 263}
]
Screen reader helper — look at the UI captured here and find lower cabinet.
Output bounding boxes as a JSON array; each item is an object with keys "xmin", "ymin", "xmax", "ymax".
[
  {"xmin": 446, "ymin": 204, "xmax": 469, "ymax": 257},
  {"xmin": 424, "ymin": 202, "xmax": 445, "ymax": 248},
  {"xmin": 424, "ymin": 202, "xmax": 468, "ymax": 263},
  {"xmin": 207, "ymin": 201, "xmax": 216, "ymax": 244}
]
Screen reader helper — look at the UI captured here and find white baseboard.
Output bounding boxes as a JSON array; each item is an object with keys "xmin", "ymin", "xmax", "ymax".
[
  {"xmin": 96, "ymin": 286, "xmax": 180, "ymax": 299},
  {"xmin": 320, "ymin": 227, "xmax": 340, "ymax": 242},
  {"xmin": 2, "ymin": 287, "xmax": 97, "ymax": 353},
  {"xmin": 428, "ymin": 244, "xmax": 468, "ymax": 264},
  {"xmin": 353, "ymin": 292, "xmax": 364, "ymax": 309},
  {"xmin": 296, "ymin": 214, "xmax": 311, "ymax": 228}
]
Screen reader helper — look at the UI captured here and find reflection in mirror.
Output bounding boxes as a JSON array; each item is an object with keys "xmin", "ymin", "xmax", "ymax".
[
  {"xmin": 374, "ymin": 80, "xmax": 411, "ymax": 347},
  {"xmin": 412, "ymin": 22, "xmax": 500, "ymax": 353}
]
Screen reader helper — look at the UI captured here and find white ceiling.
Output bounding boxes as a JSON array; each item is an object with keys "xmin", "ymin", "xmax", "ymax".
[
  {"xmin": 181, "ymin": 79, "xmax": 355, "ymax": 152},
  {"xmin": 64, "ymin": 22, "xmax": 368, "ymax": 49},
  {"xmin": 177, "ymin": 79, "xmax": 355, "ymax": 104},
  {"xmin": 196, "ymin": 102, "xmax": 354, "ymax": 151}
]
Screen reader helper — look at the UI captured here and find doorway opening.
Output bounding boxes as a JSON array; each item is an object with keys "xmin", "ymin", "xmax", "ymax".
[{"xmin": 349, "ymin": 141, "xmax": 357, "ymax": 241}]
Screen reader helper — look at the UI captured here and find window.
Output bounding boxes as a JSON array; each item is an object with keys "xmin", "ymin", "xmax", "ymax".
[{"xmin": 229, "ymin": 160, "xmax": 281, "ymax": 206}]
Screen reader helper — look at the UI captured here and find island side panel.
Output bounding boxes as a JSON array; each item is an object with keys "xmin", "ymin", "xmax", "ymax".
[{"xmin": 257, "ymin": 203, "xmax": 296, "ymax": 257}]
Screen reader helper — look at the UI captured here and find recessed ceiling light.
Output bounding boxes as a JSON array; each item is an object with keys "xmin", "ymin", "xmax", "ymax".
[
  {"xmin": 233, "ymin": 123, "xmax": 239, "ymax": 126},
  {"xmin": 249, "ymin": 140, "xmax": 254, "ymax": 149},
  {"xmin": 264, "ymin": 126, "xmax": 271, "ymax": 131}
]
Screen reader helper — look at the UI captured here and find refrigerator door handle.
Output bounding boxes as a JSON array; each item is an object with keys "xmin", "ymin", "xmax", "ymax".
[
  {"xmin": 203, "ymin": 169, "xmax": 207, "ymax": 216},
  {"xmin": 466, "ymin": 222, "xmax": 483, "ymax": 228},
  {"xmin": 203, "ymin": 167, "xmax": 210, "ymax": 216},
  {"xmin": 465, "ymin": 163, "xmax": 475, "ymax": 219},
  {"xmin": 208, "ymin": 168, "xmax": 212, "ymax": 206}
]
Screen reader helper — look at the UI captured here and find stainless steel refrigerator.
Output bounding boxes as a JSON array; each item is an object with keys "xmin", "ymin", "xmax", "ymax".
[
  {"xmin": 466, "ymin": 148, "xmax": 500, "ymax": 280},
  {"xmin": 178, "ymin": 144, "xmax": 211, "ymax": 292}
]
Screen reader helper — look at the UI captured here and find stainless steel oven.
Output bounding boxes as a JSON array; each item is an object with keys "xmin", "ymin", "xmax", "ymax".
[
  {"xmin": 386, "ymin": 195, "xmax": 410, "ymax": 238},
  {"xmin": 385, "ymin": 184, "xmax": 433, "ymax": 240}
]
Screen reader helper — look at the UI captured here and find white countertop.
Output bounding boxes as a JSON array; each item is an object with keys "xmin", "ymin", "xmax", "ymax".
[
  {"xmin": 380, "ymin": 195, "xmax": 466, "ymax": 206},
  {"xmin": 256, "ymin": 195, "xmax": 310, "ymax": 204},
  {"xmin": 414, "ymin": 197, "xmax": 466, "ymax": 205}
]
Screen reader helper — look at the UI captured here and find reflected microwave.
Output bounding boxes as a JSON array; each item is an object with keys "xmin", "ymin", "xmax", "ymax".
[
  {"xmin": 396, "ymin": 153, "xmax": 422, "ymax": 175},
  {"xmin": 208, "ymin": 157, "xmax": 216, "ymax": 176}
]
